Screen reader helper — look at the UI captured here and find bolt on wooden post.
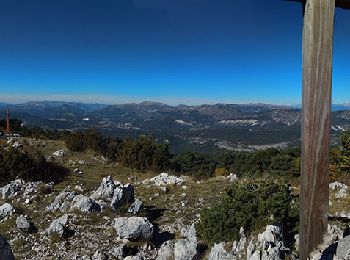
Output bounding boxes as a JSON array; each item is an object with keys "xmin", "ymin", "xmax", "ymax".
[{"xmin": 300, "ymin": 0, "xmax": 335, "ymax": 259}]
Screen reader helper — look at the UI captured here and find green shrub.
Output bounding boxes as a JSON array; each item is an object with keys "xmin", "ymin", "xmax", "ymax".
[
  {"xmin": 196, "ymin": 181, "xmax": 298, "ymax": 245},
  {"xmin": 171, "ymin": 151, "xmax": 216, "ymax": 178},
  {"xmin": 0, "ymin": 147, "xmax": 69, "ymax": 185}
]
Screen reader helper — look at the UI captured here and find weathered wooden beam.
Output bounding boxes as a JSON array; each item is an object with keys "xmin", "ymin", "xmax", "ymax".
[{"xmin": 300, "ymin": 0, "xmax": 335, "ymax": 259}]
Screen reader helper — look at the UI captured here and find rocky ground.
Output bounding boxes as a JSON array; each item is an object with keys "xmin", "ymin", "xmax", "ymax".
[{"xmin": 1, "ymin": 138, "xmax": 350, "ymax": 259}]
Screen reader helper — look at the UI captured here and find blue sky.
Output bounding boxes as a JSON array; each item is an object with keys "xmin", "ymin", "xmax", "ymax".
[{"xmin": 0, "ymin": 0, "xmax": 349, "ymax": 105}]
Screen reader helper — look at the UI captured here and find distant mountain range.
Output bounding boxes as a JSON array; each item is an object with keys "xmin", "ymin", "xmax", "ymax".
[{"xmin": 1, "ymin": 101, "xmax": 349, "ymax": 153}]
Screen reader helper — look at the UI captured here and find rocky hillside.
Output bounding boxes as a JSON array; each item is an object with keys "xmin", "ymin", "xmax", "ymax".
[
  {"xmin": 2, "ymin": 101, "xmax": 350, "ymax": 153},
  {"xmin": 1, "ymin": 138, "xmax": 350, "ymax": 259}
]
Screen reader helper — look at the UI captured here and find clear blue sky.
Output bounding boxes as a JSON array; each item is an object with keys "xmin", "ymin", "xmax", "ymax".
[{"xmin": 0, "ymin": 0, "xmax": 349, "ymax": 105}]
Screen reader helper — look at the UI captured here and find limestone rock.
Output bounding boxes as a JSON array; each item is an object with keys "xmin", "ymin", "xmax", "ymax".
[
  {"xmin": 156, "ymin": 240, "xmax": 175, "ymax": 260},
  {"xmin": 335, "ymin": 235, "xmax": 350, "ymax": 259},
  {"xmin": 113, "ymin": 217, "xmax": 153, "ymax": 240},
  {"xmin": 70, "ymin": 195, "xmax": 101, "ymax": 213},
  {"xmin": 0, "ymin": 179, "xmax": 23, "ymax": 199},
  {"xmin": 16, "ymin": 215, "xmax": 34, "ymax": 232},
  {"xmin": 52, "ymin": 150, "xmax": 65, "ymax": 157},
  {"xmin": 91, "ymin": 176, "xmax": 118, "ymax": 200},
  {"xmin": 0, "ymin": 203, "xmax": 15, "ymax": 219},
  {"xmin": 92, "ymin": 250, "xmax": 108, "ymax": 260},
  {"xmin": 110, "ymin": 184, "xmax": 134, "ymax": 210},
  {"xmin": 174, "ymin": 224, "xmax": 198, "ymax": 260},
  {"xmin": 144, "ymin": 173, "xmax": 184, "ymax": 186},
  {"xmin": 247, "ymin": 225, "xmax": 284, "ymax": 260},
  {"xmin": 46, "ymin": 214, "xmax": 70, "ymax": 237},
  {"xmin": 208, "ymin": 243, "xmax": 235, "ymax": 260},
  {"xmin": 128, "ymin": 198, "xmax": 143, "ymax": 214},
  {"xmin": 47, "ymin": 191, "xmax": 76, "ymax": 212}
]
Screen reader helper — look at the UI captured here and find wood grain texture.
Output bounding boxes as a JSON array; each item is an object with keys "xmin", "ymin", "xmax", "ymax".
[{"xmin": 300, "ymin": 0, "xmax": 335, "ymax": 259}]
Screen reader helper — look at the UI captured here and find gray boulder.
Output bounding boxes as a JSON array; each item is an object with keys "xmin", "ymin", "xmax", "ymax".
[
  {"xmin": 156, "ymin": 240, "xmax": 175, "ymax": 260},
  {"xmin": 0, "ymin": 179, "xmax": 23, "ymax": 199},
  {"xmin": 0, "ymin": 235, "xmax": 14, "ymax": 260},
  {"xmin": 109, "ymin": 244, "xmax": 125, "ymax": 259},
  {"xmin": 111, "ymin": 184, "xmax": 134, "ymax": 210},
  {"xmin": 208, "ymin": 243, "xmax": 235, "ymax": 260},
  {"xmin": 92, "ymin": 250, "xmax": 108, "ymax": 260},
  {"xmin": 47, "ymin": 191, "xmax": 76, "ymax": 212},
  {"xmin": 128, "ymin": 198, "xmax": 143, "ymax": 214},
  {"xmin": 247, "ymin": 225, "xmax": 284, "ymax": 260},
  {"xmin": 70, "ymin": 195, "xmax": 101, "ymax": 213},
  {"xmin": 0, "ymin": 203, "xmax": 15, "ymax": 219},
  {"xmin": 113, "ymin": 217, "xmax": 153, "ymax": 240},
  {"xmin": 174, "ymin": 224, "xmax": 198, "ymax": 260},
  {"xmin": 144, "ymin": 173, "xmax": 184, "ymax": 186},
  {"xmin": 91, "ymin": 176, "xmax": 118, "ymax": 200},
  {"xmin": 335, "ymin": 235, "xmax": 350, "ymax": 259},
  {"xmin": 124, "ymin": 256, "xmax": 143, "ymax": 260},
  {"xmin": 46, "ymin": 214, "xmax": 70, "ymax": 237},
  {"xmin": 16, "ymin": 215, "xmax": 34, "ymax": 232}
]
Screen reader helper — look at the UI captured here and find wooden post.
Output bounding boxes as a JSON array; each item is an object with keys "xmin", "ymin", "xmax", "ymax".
[{"xmin": 300, "ymin": 0, "xmax": 335, "ymax": 259}]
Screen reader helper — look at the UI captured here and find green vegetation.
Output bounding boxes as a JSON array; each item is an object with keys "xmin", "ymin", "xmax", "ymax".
[
  {"xmin": 196, "ymin": 181, "xmax": 299, "ymax": 246},
  {"xmin": 330, "ymin": 131, "xmax": 350, "ymax": 180},
  {"xmin": 172, "ymin": 151, "xmax": 216, "ymax": 178},
  {"xmin": 0, "ymin": 146, "xmax": 69, "ymax": 185}
]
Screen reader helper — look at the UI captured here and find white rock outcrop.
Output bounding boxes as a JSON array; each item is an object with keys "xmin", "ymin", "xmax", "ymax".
[
  {"xmin": 70, "ymin": 195, "xmax": 101, "ymax": 213},
  {"xmin": 143, "ymin": 173, "xmax": 184, "ymax": 186},
  {"xmin": 128, "ymin": 198, "xmax": 143, "ymax": 214},
  {"xmin": 247, "ymin": 225, "xmax": 284, "ymax": 260},
  {"xmin": 208, "ymin": 242, "xmax": 235, "ymax": 260},
  {"xmin": 46, "ymin": 214, "xmax": 70, "ymax": 237},
  {"xmin": 47, "ymin": 191, "xmax": 77, "ymax": 212},
  {"xmin": 91, "ymin": 176, "xmax": 135, "ymax": 211},
  {"xmin": 16, "ymin": 215, "xmax": 34, "ymax": 232},
  {"xmin": 113, "ymin": 217, "xmax": 153, "ymax": 240},
  {"xmin": 0, "ymin": 203, "xmax": 15, "ymax": 219}
]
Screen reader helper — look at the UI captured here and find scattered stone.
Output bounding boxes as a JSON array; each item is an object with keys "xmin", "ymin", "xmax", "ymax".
[
  {"xmin": 174, "ymin": 224, "xmax": 198, "ymax": 260},
  {"xmin": 52, "ymin": 150, "xmax": 65, "ymax": 157},
  {"xmin": 128, "ymin": 198, "xmax": 143, "ymax": 214},
  {"xmin": 92, "ymin": 250, "xmax": 108, "ymax": 260},
  {"xmin": 46, "ymin": 214, "xmax": 70, "ymax": 237},
  {"xmin": 91, "ymin": 176, "xmax": 135, "ymax": 211},
  {"xmin": 111, "ymin": 184, "xmax": 134, "ymax": 211},
  {"xmin": 109, "ymin": 244, "xmax": 126, "ymax": 258},
  {"xmin": 0, "ymin": 203, "xmax": 15, "ymax": 219},
  {"xmin": 232, "ymin": 227, "xmax": 247, "ymax": 257},
  {"xmin": 0, "ymin": 179, "xmax": 23, "ymax": 199},
  {"xmin": 156, "ymin": 240, "xmax": 175, "ymax": 260},
  {"xmin": 16, "ymin": 215, "xmax": 34, "ymax": 232},
  {"xmin": 70, "ymin": 195, "xmax": 101, "ymax": 213},
  {"xmin": 247, "ymin": 225, "xmax": 284, "ymax": 260},
  {"xmin": 113, "ymin": 217, "xmax": 153, "ymax": 240},
  {"xmin": 124, "ymin": 256, "xmax": 143, "ymax": 260},
  {"xmin": 47, "ymin": 191, "xmax": 76, "ymax": 212},
  {"xmin": 91, "ymin": 176, "xmax": 119, "ymax": 200},
  {"xmin": 335, "ymin": 235, "xmax": 350, "ymax": 259},
  {"xmin": 227, "ymin": 173, "xmax": 238, "ymax": 182},
  {"xmin": 160, "ymin": 186, "xmax": 167, "ymax": 193},
  {"xmin": 143, "ymin": 173, "xmax": 184, "ymax": 186},
  {"xmin": 330, "ymin": 181, "xmax": 349, "ymax": 198},
  {"xmin": 309, "ymin": 225, "xmax": 344, "ymax": 260},
  {"xmin": 0, "ymin": 235, "xmax": 15, "ymax": 260},
  {"xmin": 208, "ymin": 242, "xmax": 234, "ymax": 260}
]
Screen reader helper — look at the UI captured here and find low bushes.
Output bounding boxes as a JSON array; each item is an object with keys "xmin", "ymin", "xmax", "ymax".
[{"xmin": 196, "ymin": 181, "xmax": 299, "ymax": 245}]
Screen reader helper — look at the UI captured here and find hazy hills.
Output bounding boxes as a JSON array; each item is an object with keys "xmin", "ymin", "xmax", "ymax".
[{"xmin": 1, "ymin": 101, "xmax": 349, "ymax": 153}]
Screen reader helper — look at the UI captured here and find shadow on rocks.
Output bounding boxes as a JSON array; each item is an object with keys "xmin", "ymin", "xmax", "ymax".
[{"xmin": 142, "ymin": 206, "xmax": 175, "ymax": 248}]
